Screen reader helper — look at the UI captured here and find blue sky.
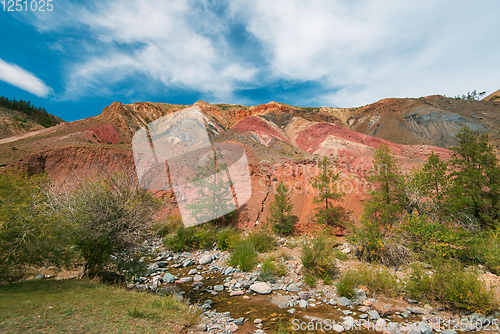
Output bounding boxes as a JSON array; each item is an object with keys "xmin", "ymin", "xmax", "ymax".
[{"xmin": 0, "ymin": 0, "xmax": 499, "ymax": 122}]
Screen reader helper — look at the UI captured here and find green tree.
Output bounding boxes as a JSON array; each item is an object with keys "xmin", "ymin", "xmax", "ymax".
[
  {"xmin": 267, "ymin": 181, "xmax": 295, "ymax": 235},
  {"xmin": 413, "ymin": 151, "xmax": 450, "ymax": 220},
  {"xmin": 311, "ymin": 156, "xmax": 344, "ymax": 226},
  {"xmin": 0, "ymin": 172, "xmax": 72, "ymax": 280},
  {"xmin": 448, "ymin": 126, "xmax": 500, "ymax": 228},
  {"xmin": 363, "ymin": 143, "xmax": 407, "ymax": 226},
  {"xmin": 186, "ymin": 148, "xmax": 236, "ymax": 226}
]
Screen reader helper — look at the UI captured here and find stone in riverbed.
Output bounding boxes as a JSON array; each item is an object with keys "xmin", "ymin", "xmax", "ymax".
[
  {"xmin": 224, "ymin": 266, "xmax": 235, "ymax": 275},
  {"xmin": 180, "ymin": 277, "xmax": 192, "ymax": 283},
  {"xmin": 298, "ymin": 292, "xmax": 309, "ymax": 300},
  {"xmin": 337, "ymin": 297, "xmax": 351, "ymax": 307},
  {"xmin": 354, "ymin": 288, "xmax": 367, "ymax": 301},
  {"xmin": 162, "ymin": 273, "xmax": 176, "ymax": 283},
  {"xmin": 287, "ymin": 283, "xmax": 300, "ymax": 292},
  {"xmin": 250, "ymin": 282, "xmax": 272, "ymax": 295},
  {"xmin": 230, "ymin": 290, "xmax": 244, "ymax": 296},
  {"xmin": 235, "ymin": 317, "xmax": 244, "ymax": 325},
  {"xmin": 410, "ymin": 307, "xmax": 429, "ymax": 315},
  {"xmin": 329, "ymin": 299, "xmax": 337, "ymax": 306},
  {"xmin": 298, "ymin": 300, "xmax": 308, "ymax": 308},
  {"xmin": 199, "ymin": 254, "xmax": 213, "ymax": 265},
  {"xmin": 183, "ymin": 259, "xmax": 194, "ymax": 267},
  {"xmin": 188, "ymin": 269, "xmax": 197, "ymax": 275},
  {"xmin": 226, "ymin": 323, "xmax": 238, "ymax": 332},
  {"xmin": 368, "ymin": 310, "xmax": 380, "ymax": 320},
  {"xmin": 214, "ymin": 285, "xmax": 224, "ymax": 292},
  {"xmin": 193, "ymin": 274, "xmax": 203, "ymax": 282}
]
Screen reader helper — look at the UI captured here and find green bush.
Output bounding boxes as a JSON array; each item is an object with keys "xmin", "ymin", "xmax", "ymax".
[
  {"xmin": 406, "ymin": 261, "xmax": 496, "ymax": 313},
  {"xmin": 0, "ymin": 172, "xmax": 72, "ymax": 280},
  {"xmin": 229, "ymin": 240, "xmax": 257, "ymax": 272},
  {"xmin": 217, "ymin": 227, "xmax": 241, "ymax": 251},
  {"xmin": 301, "ymin": 233, "xmax": 337, "ymax": 281},
  {"xmin": 258, "ymin": 257, "xmax": 286, "ymax": 282},
  {"xmin": 336, "ymin": 265, "xmax": 401, "ymax": 299},
  {"xmin": 246, "ymin": 228, "xmax": 277, "ymax": 253},
  {"xmin": 353, "ymin": 218, "xmax": 411, "ymax": 266},
  {"xmin": 336, "ymin": 272, "xmax": 357, "ymax": 299},
  {"xmin": 152, "ymin": 215, "xmax": 183, "ymax": 238},
  {"xmin": 163, "ymin": 225, "xmax": 216, "ymax": 252},
  {"xmin": 398, "ymin": 213, "xmax": 473, "ymax": 262},
  {"xmin": 470, "ymin": 229, "xmax": 500, "ymax": 275},
  {"xmin": 304, "ymin": 274, "xmax": 317, "ymax": 287}
]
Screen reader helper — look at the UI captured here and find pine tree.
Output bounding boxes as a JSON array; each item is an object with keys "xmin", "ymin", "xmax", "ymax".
[
  {"xmin": 448, "ymin": 126, "xmax": 500, "ymax": 228},
  {"xmin": 268, "ymin": 181, "xmax": 295, "ymax": 235},
  {"xmin": 363, "ymin": 143, "xmax": 407, "ymax": 227},
  {"xmin": 415, "ymin": 151, "xmax": 450, "ymax": 219},
  {"xmin": 311, "ymin": 156, "xmax": 344, "ymax": 226},
  {"xmin": 185, "ymin": 148, "xmax": 236, "ymax": 226}
]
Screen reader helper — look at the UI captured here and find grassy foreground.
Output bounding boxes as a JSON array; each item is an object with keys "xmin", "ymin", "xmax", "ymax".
[{"xmin": 0, "ymin": 278, "xmax": 197, "ymax": 333}]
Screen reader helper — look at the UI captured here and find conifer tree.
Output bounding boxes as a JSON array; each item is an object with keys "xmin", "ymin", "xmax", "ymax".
[
  {"xmin": 311, "ymin": 156, "xmax": 344, "ymax": 226},
  {"xmin": 268, "ymin": 181, "xmax": 295, "ymax": 235}
]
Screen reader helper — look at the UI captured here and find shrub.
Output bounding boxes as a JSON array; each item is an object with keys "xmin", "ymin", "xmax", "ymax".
[
  {"xmin": 470, "ymin": 228, "xmax": 500, "ymax": 275},
  {"xmin": 246, "ymin": 228, "xmax": 277, "ymax": 253},
  {"xmin": 163, "ymin": 225, "xmax": 216, "ymax": 252},
  {"xmin": 406, "ymin": 261, "xmax": 496, "ymax": 313},
  {"xmin": 336, "ymin": 272, "xmax": 357, "ymax": 298},
  {"xmin": 353, "ymin": 219, "xmax": 411, "ymax": 266},
  {"xmin": 398, "ymin": 213, "xmax": 474, "ymax": 263},
  {"xmin": 304, "ymin": 274, "xmax": 317, "ymax": 287},
  {"xmin": 48, "ymin": 169, "xmax": 161, "ymax": 277},
  {"xmin": 259, "ymin": 257, "xmax": 286, "ymax": 282},
  {"xmin": 229, "ymin": 240, "xmax": 256, "ymax": 272},
  {"xmin": 152, "ymin": 215, "xmax": 183, "ymax": 238},
  {"xmin": 217, "ymin": 227, "xmax": 241, "ymax": 251},
  {"xmin": 0, "ymin": 172, "xmax": 72, "ymax": 280},
  {"xmin": 301, "ymin": 233, "xmax": 337, "ymax": 281},
  {"xmin": 337, "ymin": 265, "xmax": 401, "ymax": 299}
]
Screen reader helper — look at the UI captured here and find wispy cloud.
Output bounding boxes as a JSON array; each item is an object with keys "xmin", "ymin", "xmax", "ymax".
[
  {"xmin": 27, "ymin": 0, "xmax": 257, "ymax": 101},
  {"xmin": 21, "ymin": 0, "xmax": 500, "ymax": 106},
  {"xmin": 230, "ymin": 0, "xmax": 500, "ymax": 106},
  {"xmin": 0, "ymin": 58, "xmax": 52, "ymax": 97}
]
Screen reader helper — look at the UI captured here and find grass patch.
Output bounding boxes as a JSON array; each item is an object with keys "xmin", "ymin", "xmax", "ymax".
[
  {"xmin": 336, "ymin": 265, "xmax": 401, "ymax": 299},
  {"xmin": 246, "ymin": 228, "xmax": 277, "ymax": 253},
  {"xmin": 301, "ymin": 234, "xmax": 337, "ymax": 282},
  {"xmin": 258, "ymin": 257, "xmax": 286, "ymax": 283},
  {"xmin": 406, "ymin": 261, "xmax": 496, "ymax": 314},
  {"xmin": 163, "ymin": 224, "xmax": 216, "ymax": 252},
  {"xmin": 217, "ymin": 227, "xmax": 241, "ymax": 251},
  {"xmin": 229, "ymin": 240, "xmax": 257, "ymax": 272},
  {"xmin": 304, "ymin": 274, "xmax": 317, "ymax": 287},
  {"xmin": 0, "ymin": 279, "xmax": 199, "ymax": 333}
]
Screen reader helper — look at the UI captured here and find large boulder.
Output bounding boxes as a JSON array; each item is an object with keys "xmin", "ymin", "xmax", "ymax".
[{"xmin": 250, "ymin": 282, "xmax": 272, "ymax": 295}]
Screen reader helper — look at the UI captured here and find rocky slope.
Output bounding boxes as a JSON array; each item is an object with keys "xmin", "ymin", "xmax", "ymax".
[{"xmin": 1, "ymin": 94, "xmax": 498, "ymax": 231}]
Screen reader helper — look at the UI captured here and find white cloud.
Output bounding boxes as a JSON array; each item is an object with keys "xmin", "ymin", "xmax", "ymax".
[
  {"xmin": 22, "ymin": 0, "xmax": 500, "ymax": 106},
  {"xmin": 27, "ymin": 0, "xmax": 257, "ymax": 101},
  {"xmin": 230, "ymin": 0, "xmax": 500, "ymax": 106},
  {"xmin": 0, "ymin": 58, "xmax": 52, "ymax": 97}
]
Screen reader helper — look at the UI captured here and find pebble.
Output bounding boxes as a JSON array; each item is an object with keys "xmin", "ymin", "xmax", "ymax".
[
  {"xmin": 230, "ymin": 290, "xmax": 244, "ymax": 296},
  {"xmin": 254, "ymin": 318, "xmax": 262, "ymax": 324},
  {"xmin": 337, "ymin": 297, "xmax": 351, "ymax": 307},
  {"xmin": 214, "ymin": 285, "xmax": 224, "ymax": 292},
  {"xmin": 368, "ymin": 310, "xmax": 380, "ymax": 320}
]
